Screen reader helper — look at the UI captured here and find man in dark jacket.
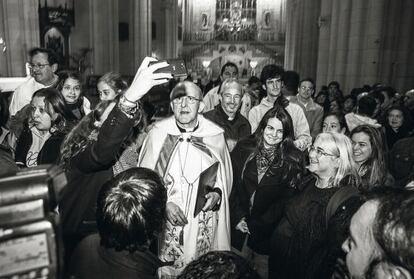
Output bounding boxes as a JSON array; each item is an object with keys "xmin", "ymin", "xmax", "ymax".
[{"xmin": 204, "ymin": 78, "xmax": 251, "ymax": 151}]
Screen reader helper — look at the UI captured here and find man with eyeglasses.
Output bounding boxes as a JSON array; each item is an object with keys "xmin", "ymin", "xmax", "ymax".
[
  {"xmin": 289, "ymin": 78, "xmax": 323, "ymax": 139},
  {"xmin": 138, "ymin": 81, "xmax": 232, "ymax": 277},
  {"xmin": 248, "ymin": 64, "xmax": 311, "ymax": 151},
  {"xmin": 9, "ymin": 47, "xmax": 59, "ymax": 116},
  {"xmin": 204, "ymin": 78, "xmax": 251, "ymax": 152}
]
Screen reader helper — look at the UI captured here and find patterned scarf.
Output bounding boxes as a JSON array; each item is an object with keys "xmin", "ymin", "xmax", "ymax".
[{"xmin": 256, "ymin": 144, "xmax": 279, "ymax": 176}]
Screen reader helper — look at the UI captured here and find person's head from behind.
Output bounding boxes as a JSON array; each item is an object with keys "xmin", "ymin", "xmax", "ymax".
[
  {"xmin": 97, "ymin": 72, "xmax": 128, "ymax": 101},
  {"xmin": 260, "ymin": 64, "xmax": 285, "ymax": 99},
  {"xmin": 372, "ymin": 86, "xmax": 396, "ymax": 110},
  {"xmin": 30, "ymin": 88, "xmax": 74, "ymax": 133},
  {"xmin": 357, "ymin": 95, "xmax": 377, "ymax": 118},
  {"xmin": 170, "ymin": 81, "xmax": 204, "ymax": 129},
  {"xmin": 343, "ymin": 189, "xmax": 414, "ymax": 279},
  {"xmin": 220, "ymin": 62, "xmax": 239, "ymax": 81},
  {"xmin": 57, "ymin": 71, "xmax": 83, "ymax": 105},
  {"xmin": 282, "ymin": 70, "xmax": 300, "ymax": 94},
  {"xmin": 308, "ymin": 132, "xmax": 358, "ymax": 186},
  {"xmin": 177, "ymin": 251, "xmax": 260, "ymax": 279},
  {"xmin": 297, "ymin": 78, "xmax": 315, "ymax": 101},
  {"xmin": 29, "ymin": 48, "xmax": 59, "ymax": 85},
  {"xmin": 96, "ymin": 167, "xmax": 167, "ymax": 252},
  {"xmin": 247, "ymin": 76, "xmax": 262, "ymax": 91},
  {"xmin": 218, "ymin": 78, "xmax": 243, "ymax": 118},
  {"xmin": 322, "ymin": 112, "xmax": 348, "ymax": 134},
  {"xmin": 255, "ymin": 105, "xmax": 295, "ymax": 150},
  {"xmin": 350, "ymin": 125, "xmax": 384, "ymax": 168}
]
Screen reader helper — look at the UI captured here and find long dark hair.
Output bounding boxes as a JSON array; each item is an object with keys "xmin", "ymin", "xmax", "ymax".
[
  {"xmin": 242, "ymin": 105, "xmax": 303, "ymax": 186},
  {"xmin": 59, "ymin": 100, "xmax": 114, "ymax": 168},
  {"xmin": 31, "ymin": 87, "xmax": 77, "ymax": 133},
  {"xmin": 350, "ymin": 125, "xmax": 387, "ymax": 189}
]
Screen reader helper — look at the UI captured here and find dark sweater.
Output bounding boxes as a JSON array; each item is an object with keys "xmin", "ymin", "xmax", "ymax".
[
  {"xmin": 204, "ymin": 104, "xmax": 251, "ymax": 142},
  {"xmin": 69, "ymin": 234, "xmax": 161, "ymax": 279}
]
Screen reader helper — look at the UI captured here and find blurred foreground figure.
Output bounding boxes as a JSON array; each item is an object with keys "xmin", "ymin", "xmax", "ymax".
[
  {"xmin": 178, "ymin": 251, "xmax": 260, "ymax": 279},
  {"xmin": 68, "ymin": 167, "xmax": 167, "ymax": 279},
  {"xmin": 342, "ymin": 189, "xmax": 414, "ymax": 279}
]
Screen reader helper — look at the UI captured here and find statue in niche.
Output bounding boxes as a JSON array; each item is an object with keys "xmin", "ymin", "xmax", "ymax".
[
  {"xmin": 263, "ymin": 11, "xmax": 271, "ymax": 29},
  {"xmin": 201, "ymin": 13, "xmax": 209, "ymax": 30}
]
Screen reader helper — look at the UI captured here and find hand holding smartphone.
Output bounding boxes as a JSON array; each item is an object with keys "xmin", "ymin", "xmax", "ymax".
[{"xmin": 149, "ymin": 58, "xmax": 188, "ymax": 78}]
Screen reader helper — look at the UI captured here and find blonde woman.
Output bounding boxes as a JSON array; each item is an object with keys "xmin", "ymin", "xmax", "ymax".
[{"xmin": 269, "ymin": 133, "xmax": 361, "ymax": 279}]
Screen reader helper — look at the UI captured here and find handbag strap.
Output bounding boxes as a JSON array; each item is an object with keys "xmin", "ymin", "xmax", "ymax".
[{"xmin": 326, "ymin": 186, "xmax": 359, "ymax": 227}]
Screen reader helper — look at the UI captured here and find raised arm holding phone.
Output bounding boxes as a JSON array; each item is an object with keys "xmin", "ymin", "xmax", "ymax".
[{"xmin": 58, "ymin": 57, "xmax": 172, "ymax": 266}]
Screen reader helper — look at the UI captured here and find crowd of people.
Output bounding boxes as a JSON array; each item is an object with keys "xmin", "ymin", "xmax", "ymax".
[{"xmin": 0, "ymin": 47, "xmax": 414, "ymax": 279}]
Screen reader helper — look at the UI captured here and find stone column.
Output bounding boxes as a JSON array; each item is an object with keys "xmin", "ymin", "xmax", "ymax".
[
  {"xmin": 89, "ymin": 0, "xmax": 119, "ymax": 74},
  {"xmin": 161, "ymin": 0, "xmax": 178, "ymax": 58},
  {"xmin": 132, "ymin": 0, "xmax": 151, "ymax": 69},
  {"xmin": 0, "ymin": 0, "xmax": 40, "ymax": 76}
]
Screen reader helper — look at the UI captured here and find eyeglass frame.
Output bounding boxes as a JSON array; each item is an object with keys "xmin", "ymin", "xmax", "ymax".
[
  {"xmin": 28, "ymin": 63, "xmax": 50, "ymax": 70},
  {"xmin": 171, "ymin": 95, "xmax": 202, "ymax": 105},
  {"xmin": 309, "ymin": 145, "xmax": 338, "ymax": 158}
]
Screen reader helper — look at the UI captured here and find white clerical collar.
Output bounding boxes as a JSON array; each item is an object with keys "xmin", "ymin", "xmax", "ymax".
[{"xmin": 176, "ymin": 119, "xmax": 199, "ymax": 133}]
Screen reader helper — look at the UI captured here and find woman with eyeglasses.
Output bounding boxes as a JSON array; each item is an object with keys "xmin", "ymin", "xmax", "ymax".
[
  {"xmin": 230, "ymin": 105, "xmax": 305, "ymax": 278},
  {"xmin": 14, "ymin": 87, "xmax": 77, "ymax": 168},
  {"xmin": 269, "ymin": 132, "xmax": 361, "ymax": 279},
  {"xmin": 351, "ymin": 124, "xmax": 395, "ymax": 190},
  {"xmin": 58, "ymin": 58, "xmax": 172, "ymax": 266},
  {"xmin": 57, "ymin": 71, "xmax": 91, "ymax": 120}
]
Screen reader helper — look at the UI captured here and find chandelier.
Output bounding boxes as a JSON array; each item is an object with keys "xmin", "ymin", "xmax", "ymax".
[{"xmin": 215, "ymin": 0, "xmax": 257, "ymax": 41}]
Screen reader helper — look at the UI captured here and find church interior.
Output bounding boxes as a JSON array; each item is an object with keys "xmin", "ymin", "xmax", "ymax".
[
  {"xmin": 1, "ymin": 1, "xmax": 414, "ymax": 278},
  {"xmin": 0, "ymin": 0, "xmax": 413, "ymax": 95}
]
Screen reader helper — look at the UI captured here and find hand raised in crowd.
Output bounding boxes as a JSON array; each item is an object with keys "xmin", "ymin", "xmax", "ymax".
[
  {"xmin": 166, "ymin": 202, "xmax": 188, "ymax": 226},
  {"xmin": 123, "ymin": 57, "xmax": 172, "ymax": 102},
  {"xmin": 202, "ymin": 192, "xmax": 221, "ymax": 212}
]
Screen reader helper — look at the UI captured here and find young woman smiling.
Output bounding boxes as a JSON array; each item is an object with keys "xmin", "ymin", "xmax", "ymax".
[
  {"xmin": 351, "ymin": 124, "xmax": 395, "ymax": 189},
  {"xmin": 230, "ymin": 105, "xmax": 305, "ymax": 278},
  {"xmin": 57, "ymin": 71, "xmax": 91, "ymax": 119}
]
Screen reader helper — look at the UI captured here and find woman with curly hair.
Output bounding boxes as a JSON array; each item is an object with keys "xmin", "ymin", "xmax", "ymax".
[
  {"xmin": 14, "ymin": 87, "xmax": 76, "ymax": 167},
  {"xmin": 351, "ymin": 124, "xmax": 395, "ymax": 189},
  {"xmin": 58, "ymin": 57, "xmax": 172, "ymax": 264},
  {"xmin": 230, "ymin": 105, "xmax": 305, "ymax": 278}
]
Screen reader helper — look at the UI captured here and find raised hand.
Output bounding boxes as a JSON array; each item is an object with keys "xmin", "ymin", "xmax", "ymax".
[{"xmin": 124, "ymin": 57, "xmax": 172, "ymax": 102}]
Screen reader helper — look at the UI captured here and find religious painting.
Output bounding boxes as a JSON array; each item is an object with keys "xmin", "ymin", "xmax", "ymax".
[
  {"xmin": 44, "ymin": 27, "xmax": 65, "ymax": 62},
  {"xmin": 200, "ymin": 12, "xmax": 209, "ymax": 30}
]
